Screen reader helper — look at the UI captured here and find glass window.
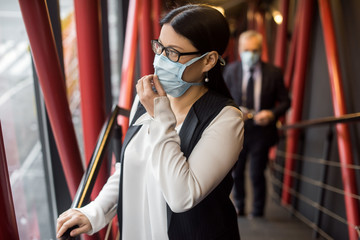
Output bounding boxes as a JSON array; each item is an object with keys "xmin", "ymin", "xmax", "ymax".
[
  {"xmin": 1, "ymin": 0, "xmax": 121, "ymax": 238},
  {"xmin": 0, "ymin": 2, "xmax": 53, "ymax": 239}
]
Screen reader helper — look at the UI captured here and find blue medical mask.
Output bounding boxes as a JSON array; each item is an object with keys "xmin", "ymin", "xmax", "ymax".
[
  {"xmin": 240, "ymin": 51, "xmax": 260, "ymax": 68},
  {"xmin": 153, "ymin": 53, "xmax": 208, "ymax": 97}
]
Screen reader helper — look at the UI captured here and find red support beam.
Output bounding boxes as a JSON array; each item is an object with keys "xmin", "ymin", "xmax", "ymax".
[
  {"xmin": 255, "ymin": 11, "xmax": 269, "ymax": 62},
  {"xmin": 118, "ymin": 0, "xmax": 141, "ymax": 134},
  {"xmin": 283, "ymin": 0, "xmax": 305, "ymax": 89},
  {"xmin": 283, "ymin": 0, "xmax": 302, "ymax": 89},
  {"xmin": 282, "ymin": 0, "xmax": 314, "ymax": 205},
  {"xmin": 18, "ymin": 0, "xmax": 83, "ymax": 198},
  {"xmin": 0, "ymin": 122, "xmax": 19, "ymax": 240},
  {"xmin": 73, "ymin": 1, "xmax": 107, "ymax": 239},
  {"xmin": 274, "ymin": 0, "xmax": 289, "ymax": 69},
  {"xmin": 139, "ymin": 0, "xmax": 154, "ymax": 76},
  {"xmin": 74, "ymin": 0, "xmax": 107, "ymax": 197},
  {"xmin": 152, "ymin": 0, "xmax": 161, "ymax": 39},
  {"xmin": 247, "ymin": 3, "xmax": 257, "ymax": 30},
  {"xmin": 283, "ymin": 25, "xmax": 298, "ymax": 90},
  {"xmin": 318, "ymin": 1, "xmax": 360, "ymax": 239}
]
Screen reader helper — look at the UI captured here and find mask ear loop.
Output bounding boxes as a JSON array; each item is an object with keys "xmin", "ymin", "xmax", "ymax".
[
  {"xmin": 204, "ymin": 54, "xmax": 225, "ymax": 83},
  {"xmin": 218, "ymin": 55, "xmax": 226, "ymax": 66}
]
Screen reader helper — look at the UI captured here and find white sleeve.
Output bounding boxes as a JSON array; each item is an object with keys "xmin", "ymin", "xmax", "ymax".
[
  {"xmin": 75, "ymin": 96, "xmax": 140, "ymax": 234},
  {"xmin": 148, "ymin": 96, "xmax": 244, "ymax": 213},
  {"xmin": 75, "ymin": 163, "xmax": 120, "ymax": 235}
]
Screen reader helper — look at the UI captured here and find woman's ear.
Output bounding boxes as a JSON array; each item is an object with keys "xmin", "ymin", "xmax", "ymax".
[{"xmin": 202, "ymin": 51, "xmax": 219, "ymax": 72}]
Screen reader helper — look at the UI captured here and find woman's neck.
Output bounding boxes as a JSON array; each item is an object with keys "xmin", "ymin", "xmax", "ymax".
[{"xmin": 169, "ymin": 85, "xmax": 208, "ymax": 126}]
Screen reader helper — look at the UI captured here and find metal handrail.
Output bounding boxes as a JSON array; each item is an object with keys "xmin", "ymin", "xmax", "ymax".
[
  {"xmin": 276, "ymin": 111, "xmax": 360, "ymax": 239},
  {"xmin": 60, "ymin": 104, "xmax": 130, "ymax": 240},
  {"xmin": 280, "ymin": 112, "xmax": 360, "ymax": 130},
  {"xmin": 72, "ymin": 105, "xmax": 119, "ymax": 208}
]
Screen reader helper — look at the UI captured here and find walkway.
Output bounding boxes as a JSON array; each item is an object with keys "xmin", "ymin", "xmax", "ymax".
[{"xmin": 236, "ymin": 169, "xmax": 316, "ymax": 240}]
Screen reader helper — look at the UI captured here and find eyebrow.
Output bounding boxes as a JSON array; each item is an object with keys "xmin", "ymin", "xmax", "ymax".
[{"xmin": 158, "ymin": 38, "xmax": 185, "ymax": 51}]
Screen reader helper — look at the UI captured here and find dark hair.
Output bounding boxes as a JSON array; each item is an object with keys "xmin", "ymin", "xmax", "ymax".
[{"xmin": 160, "ymin": 4, "xmax": 232, "ymax": 98}]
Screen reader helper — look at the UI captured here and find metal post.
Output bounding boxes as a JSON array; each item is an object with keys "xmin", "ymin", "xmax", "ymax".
[
  {"xmin": 117, "ymin": 0, "xmax": 141, "ymax": 134},
  {"xmin": 101, "ymin": 0, "xmax": 113, "ymax": 116},
  {"xmin": 0, "ymin": 122, "xmax": 20, "ymax": 240},
  {"xmin": 18, "ymin": 0, "xmax": 83, "ymax": 198},
  {"xmin": 282, "ymin": 0, "xmax": 314, "ymax": 205},
  {"xmin": 318, "ymin": 1, "xmax": 360, "ymax": 239}
]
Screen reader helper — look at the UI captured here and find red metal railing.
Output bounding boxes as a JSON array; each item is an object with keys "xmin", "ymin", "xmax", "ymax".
[
  {"xmin": 318, "ymin": 1, "xmax": 360, "ymax": 239},
  {"xmin": 0, "ymin": 122, "xmax": 20, "ymax": 240},
  {"xmin": 18, "ymin": 0, "xmax": 83, "ymax": 198}
]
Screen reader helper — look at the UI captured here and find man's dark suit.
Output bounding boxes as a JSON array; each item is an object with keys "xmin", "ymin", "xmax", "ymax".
[{"xmin": 223, "ymin": 60, "xmax": 290, "ymax": 216}]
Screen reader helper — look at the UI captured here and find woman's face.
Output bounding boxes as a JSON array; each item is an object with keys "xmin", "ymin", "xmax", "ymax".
[{"xmin": 158, "ymin": 24, "xmax": 205, "ymax": 83}]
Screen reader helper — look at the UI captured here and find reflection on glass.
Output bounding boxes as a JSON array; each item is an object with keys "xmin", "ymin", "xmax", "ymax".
[{"xmin": 60, "ymin": 1, "xmax": 85, "ymax": 160}]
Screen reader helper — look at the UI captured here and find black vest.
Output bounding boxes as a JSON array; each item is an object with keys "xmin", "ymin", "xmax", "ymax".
[{"xmin": 118, "ymin": 90, "xmax": 240, "ymax": 240}]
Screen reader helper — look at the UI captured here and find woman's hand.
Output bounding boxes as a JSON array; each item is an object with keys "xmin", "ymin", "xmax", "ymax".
[
  {"xmin": 56, "ymin": 209, "xmax": 92, "ymax": 239},
  {"xmin": 136, "ymin": 74, "xmax": 166, "ymax": 117}
]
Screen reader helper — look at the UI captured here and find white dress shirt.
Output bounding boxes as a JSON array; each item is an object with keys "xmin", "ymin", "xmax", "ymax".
[{"xmin": 77, "ymin": 95, "xmax": 244, "ymax": 239}]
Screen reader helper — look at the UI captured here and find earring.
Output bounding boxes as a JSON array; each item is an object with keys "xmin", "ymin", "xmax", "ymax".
[{"xmin": 204, "ymin": 72, "xmax": 209, "ymax": 82}]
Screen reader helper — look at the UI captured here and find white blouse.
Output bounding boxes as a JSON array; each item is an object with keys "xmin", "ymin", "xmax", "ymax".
[{"xmin": 78, "ymin": 95, "xmax": 244, "ymax": 239}]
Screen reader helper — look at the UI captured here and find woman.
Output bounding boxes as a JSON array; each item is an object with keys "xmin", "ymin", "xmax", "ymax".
[{"xmin": 57, "ymin": 4, "xmax": 244, "ymax": 240}]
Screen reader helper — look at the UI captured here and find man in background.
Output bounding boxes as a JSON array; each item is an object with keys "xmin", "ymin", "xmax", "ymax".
[{"xmin": 223, "ymin": 30, "xmax": 291, "ymax": 218}]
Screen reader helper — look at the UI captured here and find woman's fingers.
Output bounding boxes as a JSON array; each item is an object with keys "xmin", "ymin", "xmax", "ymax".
[
  {"xmin": 137, "ymin": 75, "xmax": 156, "ymax": 96},
  {"xmin": 153, "ymin": 75, "xmax": 166, "ymax": 96},
  {"xmin": 136, "ymin": 74, "xmax": 168, "ymax": 117},
  {"xmin": 57, "ymin": 217, "xmax": 77, "ymax": 238},
  {"xmin": 56, "ymin": 210, "xmax": 71, "ymax": 233},
  {"xmin": 67, "ymin": 216, "xmax": 92, "ymax": 237},
  {"xmin": 142, "ymin": 76, "xmax": 154, "ymax": 95},
  {"xmin": 136, "ymin": 75, "xmax": 159, "ymax": 117},
  {"xmin": 56, "ymin": 209, "xmax": 91, "ymax": 238}
]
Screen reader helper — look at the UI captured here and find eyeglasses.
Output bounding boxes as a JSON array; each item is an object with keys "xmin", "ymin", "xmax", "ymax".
[{"xmin": 151, "ymin": 39, "xmax": 201, "ymax": 62}]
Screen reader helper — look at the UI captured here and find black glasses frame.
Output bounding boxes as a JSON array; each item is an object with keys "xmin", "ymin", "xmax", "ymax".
[{"xmin": 151, "ymin": 39, "xmax": 201, "ymax": 62}]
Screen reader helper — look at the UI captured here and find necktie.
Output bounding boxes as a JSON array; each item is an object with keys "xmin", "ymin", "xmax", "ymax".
[{"xmin": 246, "ymin": 68, "xmax": 254, "ymax": 109}]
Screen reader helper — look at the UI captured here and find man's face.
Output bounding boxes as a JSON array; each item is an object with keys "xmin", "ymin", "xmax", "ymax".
[
  {"xmin": 238, "ymin": 36, "xmax": 262, "ymax": 68},
  {"xmin": 239, "ymin": 36, "xmax": 261, "ymax": 55}
]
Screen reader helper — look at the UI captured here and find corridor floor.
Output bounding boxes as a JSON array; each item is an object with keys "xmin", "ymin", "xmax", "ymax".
[
  {"xmin": 237, "ymin": 198, "xmax": 315, "ymax": 240},
  {"xmin": 236, "ymin": 168, "xmax": 316, "ymax": 240}
]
